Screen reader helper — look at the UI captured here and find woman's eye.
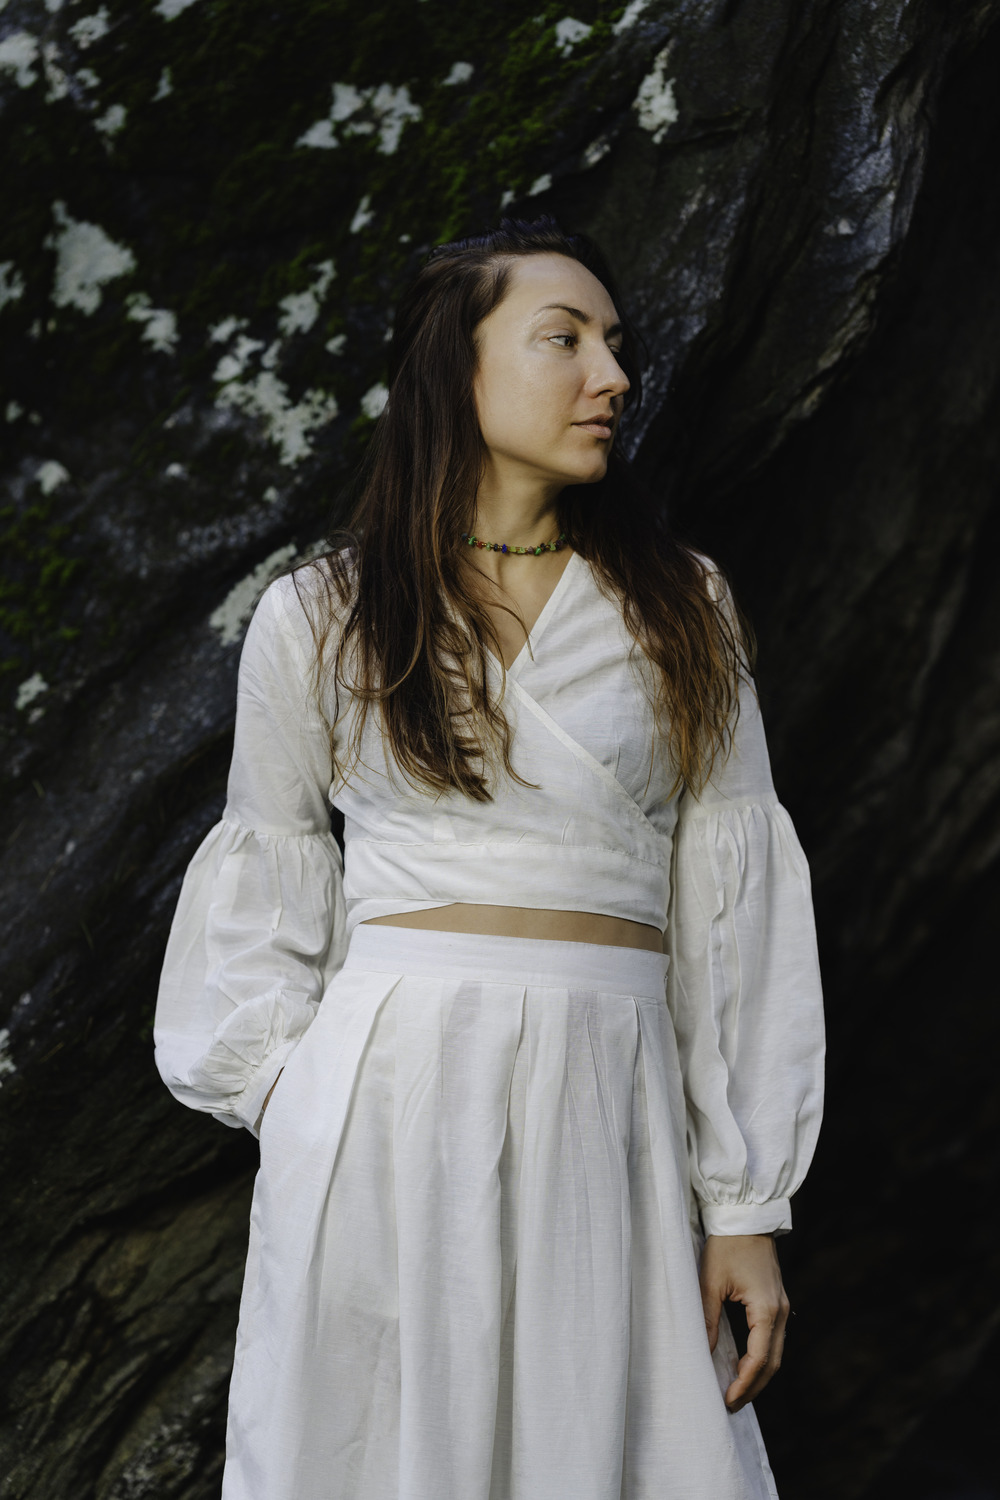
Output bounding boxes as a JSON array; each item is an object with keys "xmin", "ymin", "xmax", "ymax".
[{"xmin": 549, "ymin": 334, "xmax": 576, "ymax": 348}]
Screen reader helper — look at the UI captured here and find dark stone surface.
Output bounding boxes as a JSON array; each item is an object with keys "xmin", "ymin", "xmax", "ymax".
[{"xmin": 1, "ymin": 1, "xmax": 998, "ymax": 1494}]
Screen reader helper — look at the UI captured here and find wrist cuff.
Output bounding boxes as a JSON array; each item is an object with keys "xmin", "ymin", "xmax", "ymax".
[{"xmin": 700, "ymin": 1199, "xmax": 793, "ymax": 1237}]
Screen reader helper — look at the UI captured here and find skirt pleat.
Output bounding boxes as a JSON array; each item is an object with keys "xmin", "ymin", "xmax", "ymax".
[{"xmin": 221, "ymin": 927, "xmax": 778, "ymax": 1500}]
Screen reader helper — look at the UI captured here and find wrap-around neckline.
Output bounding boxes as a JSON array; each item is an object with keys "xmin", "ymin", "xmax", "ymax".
[{"xmin": 484, "ymin": 547, "xmax": 582, "ymax": 676}]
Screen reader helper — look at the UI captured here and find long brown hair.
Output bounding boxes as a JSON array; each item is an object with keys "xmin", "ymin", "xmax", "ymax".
[{"xmin": 296, "ymin": 216, "xmax": 755, "ymax": 802}]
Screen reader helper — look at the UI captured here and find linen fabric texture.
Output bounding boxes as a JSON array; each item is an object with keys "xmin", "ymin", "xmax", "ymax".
[{"xmin": 153, "ymin": 549, "xmax": 825, "ymax": 1499}]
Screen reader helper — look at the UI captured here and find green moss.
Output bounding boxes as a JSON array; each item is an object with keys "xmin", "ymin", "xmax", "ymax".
[{"xmin": 0, "ymin": 495, "xmax": 82, "ymax": 679}]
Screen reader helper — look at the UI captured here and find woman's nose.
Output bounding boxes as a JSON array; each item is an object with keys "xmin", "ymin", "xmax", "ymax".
[{"xmin": 588, "ymin": 349, "xmax": 630, "ymax": 399}]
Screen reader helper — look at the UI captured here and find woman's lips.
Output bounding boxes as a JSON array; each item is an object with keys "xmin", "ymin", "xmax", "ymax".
[{"xmin": 574, "ymin": 421, "xmax": 613, "ymax": 438}]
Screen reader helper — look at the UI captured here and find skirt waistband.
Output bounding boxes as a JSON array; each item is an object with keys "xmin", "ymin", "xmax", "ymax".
[{"xmin": 344, "ymin": 922, "xmax": 670, "ymax": 998}]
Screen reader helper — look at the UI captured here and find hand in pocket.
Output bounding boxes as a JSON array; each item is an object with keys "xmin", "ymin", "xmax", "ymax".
[{"xmin": 259, "ymin": 1067, "xmax": 284, "ymax": 1123}]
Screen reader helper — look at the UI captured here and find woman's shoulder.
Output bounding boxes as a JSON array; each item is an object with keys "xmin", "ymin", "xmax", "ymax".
[
  {"xmin": 257, "ymin": 547, "xmax": 358, "ymax": 640},
  {"xmin": 681, "ymin": 546, "xmax": 725, "ymax": 596},
  {"xmin": 676, "ymin": 546, "xmax": 741, "ymax": 626}
]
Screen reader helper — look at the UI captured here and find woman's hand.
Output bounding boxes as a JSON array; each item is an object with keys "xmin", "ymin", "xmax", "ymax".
[
  {"xmin": 260, "ymin": 1068, "xmax": 284, "ymax": 1118},
  {"xmin": 699, "ymin": 1233, "xmax": 790, "ymax": 1413}
]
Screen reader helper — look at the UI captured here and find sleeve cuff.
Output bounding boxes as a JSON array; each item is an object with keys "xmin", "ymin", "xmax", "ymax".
[
  {"xmin": 699, "ymin": 1198, "xmax": 793, "ymax": 1237},
  {"xmin": 216, "ymin": 1037, "xmax": 301, "ymax": 1137}
]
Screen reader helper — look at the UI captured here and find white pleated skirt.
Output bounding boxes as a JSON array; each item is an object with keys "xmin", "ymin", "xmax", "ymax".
[{"xmin": 222, "ymin": 926, "xmax": 778, "ymax": 1500}]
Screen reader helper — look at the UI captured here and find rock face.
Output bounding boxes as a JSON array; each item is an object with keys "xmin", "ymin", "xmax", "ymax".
[{"xmin": 1, "ymin": 1, "xmax": 998, "ymax": 1495}]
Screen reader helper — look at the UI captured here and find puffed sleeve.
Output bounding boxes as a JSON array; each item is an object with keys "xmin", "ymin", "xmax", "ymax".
[
  {"xmin": 153, "ymin": 566, "xmax": 348, "ymax": 1137},
  {"xmin": 664, "ymin": 568, "xmax": 825, "ymax": 1236}
]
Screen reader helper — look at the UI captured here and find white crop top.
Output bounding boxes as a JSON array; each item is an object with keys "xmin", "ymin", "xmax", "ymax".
[{"xmin": 154, "ymin": 549, "xmax": 825, "ymax": 1236}]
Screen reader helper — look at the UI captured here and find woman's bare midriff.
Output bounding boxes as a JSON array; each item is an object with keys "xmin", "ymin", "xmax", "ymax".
[{"xmin": 362, "ymin": 904, "xmax": 665, "ymax": 952}]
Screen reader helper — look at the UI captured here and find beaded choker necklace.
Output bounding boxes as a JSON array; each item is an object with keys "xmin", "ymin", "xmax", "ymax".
[{"xmin": 462, "ymin": 530, "xmax": 567, "ymax": 556}]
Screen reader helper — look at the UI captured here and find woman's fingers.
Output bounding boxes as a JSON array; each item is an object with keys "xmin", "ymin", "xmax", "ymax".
[
  {"xmin": 699, "ymin": 1269, "xmax": 723, "ymax": 1355},
  {"xmin": 724, "ymin": 1289, "xmax": 789, "ymax": 1411},
  {"xmin": 698, "ymin": 1234, "xmax": 791, "ymax": 1412}
]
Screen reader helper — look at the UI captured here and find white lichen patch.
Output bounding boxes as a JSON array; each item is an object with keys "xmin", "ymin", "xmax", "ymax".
[
  {"xmin": 278, "ymin": 293, "xmax": 319, "ymax": 335},
  {"xmin": 442, "ymin": 61, "xmax": 473, "ymax": 86},
  {"xmin": 94, "ymin": 102, "xmax": 127, "ymax": 138},
  {"xmin": 216, "ymin": 373, "xmax": 339, "ymax": 467},
  {"xmin": 209, "ymin": 543, "xmax": 298, "ymax": 645},
  {"xmin": 553, "ymin": 17, "xmax": 592, "ymax": 56},
  {"xmin": 278, "ymin": 258, "xmax": 336, "ymax": 337},
  {"xmin": 69, "ymin": 8, "xmax": 110, "ymax": 49},
  {"xmin": 45, "ymin": 0, "xmax": 66, "ymax": 11},
  {"xmin": 209, "ymin": 314, "xmax": 248, "ymax": 344},
  {"xmin": 325, "ymin": 333, "xmax": 347, "ymax": 355},
  {"xmin": 582, "ymin": 136, "xmax": 611, "ymax": 168},
  {"xmin": 6, "ymin": 401, "xmax": 24, "ymax": 421},
  {"xmin": 297, "ymin": 118, "xmax": 338, "ymax": 150},
  {"xmin": 36, "ymin": 459, "xmax": 69, "ymax": 493},
  {"xmin": 350, "ymin": 194, "xmax": 374, "ymax": 233},
  {"xmin": 370, "ymin": 83, "xmax": 421, "ymax": 154},
  {"xmin": 76, "ymin": 66, "xmax": 99, "ymax": 89},
  {"xmin": 500, "ymin": 188, "xmax": 516, "ymax": 209},
  {"xmin": 0, "ymin": 261, "xmax": 26, "ymax": 311},
  {"xmin": 0, "ymin": 1029, "xmax": 16, "ymax": 1086},
  {"xmin": 154, "ymin": 0, "xmax": 200, "ymax": 17},
  {"xmin": 360, "ymin": 382, "xmax": 388, "ymax": 420},
  {"xmin": 213, "ymin": 334, "xmax": 264, "ymax": 383},
  {"xmin": 15, "ymin": 672, "xmax": 49, "ymax": 711},
  {"xmin": 42, "ymin": 42, "xmax": 70, "ymax": 101},
  {"xmin": 298, "ymin": 80, "xmax": 422, "ymax": 157},
  {"xmin": 612, "ymin": 0, "xmax": 649, "ymax": 31},
  {"xmin": 634, "ymin": 46, "xmax": 678, "ymax": 144},
  {"xmin": 330, "ymin": 81, "xmax": 365, "ymax": 120},
  {"xmin": 45, "ymin": 201, "xmax": 136, "ymax": 315},
  {"xmin": 0, "ymin": 31, "xmax": 39, "ymax": 89},
  {"xmin": 125, "ymin": 291, "xmax": 179, "ymax": 353},
  {"xmin": 164, "ymin": 461, "xmax": 186, "ymax": 478},
  {"xmin": 153, "ymin": 66, "xmax": 172, "ymax": 99},
  {"xmin": 528, "ymin": 173, "xmax": 552, "ymax": 196}
]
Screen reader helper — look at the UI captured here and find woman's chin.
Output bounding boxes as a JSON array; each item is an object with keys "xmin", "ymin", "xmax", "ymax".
[
  {"xmin": 576, "ymin": 460, "xmax": 611, "ymax": 487},
  {"xmin": 555, "ymin": 456, "xmax": 610, "ymax": 488}
]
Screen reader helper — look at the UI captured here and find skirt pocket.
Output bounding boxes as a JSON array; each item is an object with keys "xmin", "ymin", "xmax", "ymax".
[{"xmin": 258, "ymin": 966, "xmax": 402, "ymax": 1164}]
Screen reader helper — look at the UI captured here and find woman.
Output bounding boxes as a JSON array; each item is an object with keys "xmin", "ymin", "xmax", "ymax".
[{"xmin": 154, "ymin": 215, "xmax": 825, "ymax": 1500}]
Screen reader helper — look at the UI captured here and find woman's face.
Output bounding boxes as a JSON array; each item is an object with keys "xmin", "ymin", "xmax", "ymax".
[{"xmin": 472, "ymin": 252, "xmax": 631, "ymax": 495}]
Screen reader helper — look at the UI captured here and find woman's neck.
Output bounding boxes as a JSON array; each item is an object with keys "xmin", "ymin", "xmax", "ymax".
[{"xmin": 470, "ymin": 469, "xmax": 564, "ymax": 548}]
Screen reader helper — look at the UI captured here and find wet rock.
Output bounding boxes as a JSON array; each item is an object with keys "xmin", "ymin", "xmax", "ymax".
[{"xmin": 1, "ymin": 0, "xmax": 998, "ymax": 1494}]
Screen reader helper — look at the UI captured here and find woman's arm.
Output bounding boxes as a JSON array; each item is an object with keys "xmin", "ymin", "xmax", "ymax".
[
  {"xmin": 153, "ymin": 565, "xmax": 348, "ymax": 1136},
  {"xmin": 664, "ymin": 568, "xmax": 825, "ymax": 1405}
]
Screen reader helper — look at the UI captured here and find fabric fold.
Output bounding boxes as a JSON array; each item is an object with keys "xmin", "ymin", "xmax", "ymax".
[
  {"xmin": 154, "ymin": 816, "xmax": 348, "ymax": 1134},
  {"xmin": 666, "ymin": 794, "xmax": 825, "ymax": 1237}
]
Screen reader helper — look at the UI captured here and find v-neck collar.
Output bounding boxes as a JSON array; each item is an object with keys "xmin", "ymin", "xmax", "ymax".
[{"xmin": 485, "ymin": 547, "xmax": 582, "ymax": 677}]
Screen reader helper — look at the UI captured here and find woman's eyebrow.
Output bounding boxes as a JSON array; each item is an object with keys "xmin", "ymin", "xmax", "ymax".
[{"xmin": 535, "ymin": 303, "xmax": 623, "ymax": 337}]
